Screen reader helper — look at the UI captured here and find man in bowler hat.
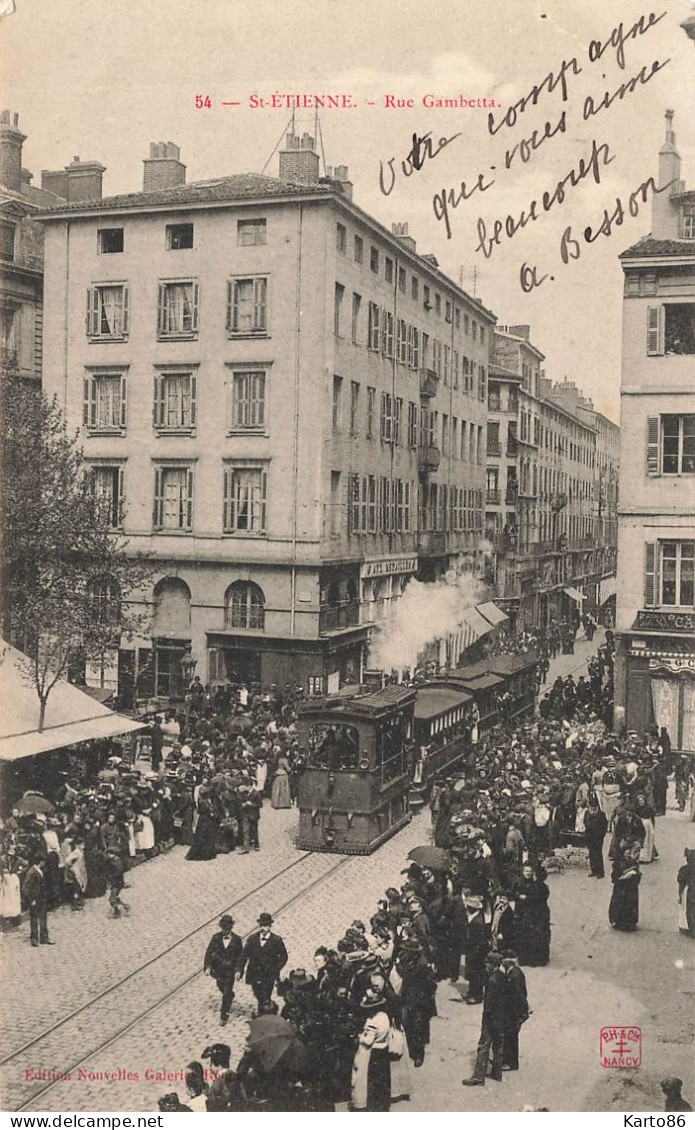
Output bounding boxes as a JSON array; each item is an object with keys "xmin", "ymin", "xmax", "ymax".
[
  {"xmin": 24, "ymin": 853, "xmax": 55, "ymax": 947},
  {"xmin": 204, "ymin": 915, "xmax": 243, "ymax": 1025},
  {"xmin": 238, "ymin": 912, "xmax": 288, "ymax": 1011}
]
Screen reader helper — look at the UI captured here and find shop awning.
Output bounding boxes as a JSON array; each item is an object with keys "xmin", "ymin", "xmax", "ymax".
[
  {"xmin": 460, "ymin": 605, "xmax": 494, "ymax": 639},
  {"xmin": 476, "ymin": 601, "xmax": 509, "ymax": 627},
  {"xmin": 0, "ymin": 643, "xmax": 145, "ymax": 762},
  {"xmin": 599, "ymin": 576, "xmax": 617, "ymax": 605},
  {"xmin": 564, "ymin": 586, "xmax": 586, "ymax": 604}
]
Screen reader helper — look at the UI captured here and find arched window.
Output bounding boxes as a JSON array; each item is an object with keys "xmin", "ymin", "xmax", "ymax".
[
  {"xmin": 225, "ymin": 581, "xmax": 265, "ymax": 631},
  {"xmin": 153, "ymin": 577, "xmax": 191, "ymax": 637}
]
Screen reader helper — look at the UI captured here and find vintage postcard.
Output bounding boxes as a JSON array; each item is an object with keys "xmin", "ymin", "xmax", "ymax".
[{"xmin": 1, "ymin": 0, "xmax": 694, "ymax": 1119}]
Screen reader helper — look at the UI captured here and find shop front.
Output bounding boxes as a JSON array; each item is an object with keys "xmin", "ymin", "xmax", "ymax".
[{"xmin": 617, "ymin": 610, "xmax": 695, "ymax": 753}]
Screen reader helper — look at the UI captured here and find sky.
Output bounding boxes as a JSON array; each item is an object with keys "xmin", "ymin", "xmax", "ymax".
[{"xmin": 4, "ymin": 0, "xmax": 695, "ymax": 422}]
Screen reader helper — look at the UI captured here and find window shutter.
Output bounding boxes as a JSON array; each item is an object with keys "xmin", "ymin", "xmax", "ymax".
[
  {"xmin": 646, "ymin": 306, "xmax": 664, "ymax": 355},
  {"xmin": 86, "ymin": 288, "xmax": 97, "ymax": 336},
  {"xmin": 190, "ymin": 374, "xmax": 197, "ymax": 426},
  {"xmin": 254, "ymin": 278, "xmax": 267, "ymax": 331},
  {"xmin": 231, "ymin": 281, "xmax": 239, "ymax": 333},
  {"xmin": 117, "ymin": 466, "xmax": 125, "ymax": 526},
  {"xmin": 223, "ymin": 467, "xmax": 232, "ymax": 531},
  {"xmin": 120, "ymin": 375, "xmax": 127, "ymax": 429},
  {"xmin": 192, "ymin": 283, "xmax": 200, "ymax": 332},
  {"xmin": 157, "ymin": 284, "xmax": 166, "ymax": 335},
  {"xmin": 226, "ymin": 281, "xmax": 234, "ymax": 332},
  {"xmin": 122, "ymin": 286, "xmax": 129, "ymax": 334},
  {"xmin": 83, "ymin": 376, "xmax": 91, "ymax": 426},
  {"xmin": 153, "ymin": 373, "xmax": 164, "ymax": 427},
  {"xmin": 260, "ymin": 468, "xmax": 267, "ymax": 532},
  {"xmin": 153, "ymin": 468, "xmax": 163, "ymax": 528},
  {"xmin": 646, "ymin": 416, "xmax": 660, "ymax": 476},
  {"xmin": 186, "ymin": 468, "xmax": 194, "ymax": 529},
  {"xmin": 644, "ymin": 542, "xmax": 657, "ymax": 606}
]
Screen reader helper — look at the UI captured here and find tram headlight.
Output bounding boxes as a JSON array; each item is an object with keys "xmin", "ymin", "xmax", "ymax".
[
  {"xmin": 327, "ymin": 772, "xmax": 336, "ymax": 797},
  {"xmin": 325, "ymin": 826, "xmax": 337, "ymax": 844}
]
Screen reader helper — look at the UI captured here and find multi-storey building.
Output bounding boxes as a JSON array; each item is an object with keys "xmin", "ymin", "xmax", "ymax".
[
  {"xmin": 486, "ymin": 328, "xmax": 618, "ymax": 630},
  {"xmin": 614, "ymin": 111, "xmax": 695, "ymax": 752},
  {"xmin": 0, "ymin": 112, "xmax": 56, "ymax": 382},
  {"xmin": 38, "ymin": 133, "xmax": 493, "ymax": 699},
  {"xmin": 0, "ymin": 112, "xmax": 105, "ymax": 385}
]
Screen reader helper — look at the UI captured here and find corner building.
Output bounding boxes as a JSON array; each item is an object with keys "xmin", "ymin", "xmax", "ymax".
[
  {"xmin": 38, "ymin": 134, "xmax": 492, "ymax": 699},
  {"xmin": 614, "ymin": 112, "xmax": 695, "ymax": 751}
]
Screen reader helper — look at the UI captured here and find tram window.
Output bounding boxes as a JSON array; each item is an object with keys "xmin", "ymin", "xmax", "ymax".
[
  {"xmin": 308, "ymin": 723, "xmax": 361, "ymax": 769},
  {"xmin": 376, "ymin": 713, "xmax": 407, "ymax": 781}
]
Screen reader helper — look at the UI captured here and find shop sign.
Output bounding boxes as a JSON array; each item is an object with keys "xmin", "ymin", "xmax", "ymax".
[
  {"xmin": 361, "ymin": 555, "xmax": 418, "ymax": 579},
  {"xmin": 633, "ymin": 609, "xmax": 695, "ymax": 634}
]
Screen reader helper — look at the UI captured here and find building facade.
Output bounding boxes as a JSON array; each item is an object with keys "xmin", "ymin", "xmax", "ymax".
[
  {"xmin": 614, "ymin": 111, "xmax": 695, "ymax": 752},
  {"xmin": 486, "ymin": 328, "xmax": 619, "ymax": 631},
  {"xmin": 39, "ymin": 134, "xmax": 493, "ymax": 699}
]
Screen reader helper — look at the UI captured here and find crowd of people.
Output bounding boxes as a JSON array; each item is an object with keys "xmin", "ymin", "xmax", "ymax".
[
  {"xmin": 150, "ymin": 632, "xmax": 693, "ymax": 1112},
  {"xmin": 3, "ymin": 624, "xmax": 693, "ymax": 1112},
  {"xmin": 0, "ymin": 681, "xmax": 311, "ymax": 931}
]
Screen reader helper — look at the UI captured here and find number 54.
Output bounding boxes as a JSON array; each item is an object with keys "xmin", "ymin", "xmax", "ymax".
[{"xmin": 195, "ymin": 94, "xmax": 212, "ymax": 109}]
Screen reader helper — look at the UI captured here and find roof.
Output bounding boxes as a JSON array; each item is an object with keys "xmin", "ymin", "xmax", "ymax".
[
  {"xmin": 488, "ymin": 651, "xmax": 539, "ymax": 676},
  {"xmin": 38, "ymin": 172, "xmax": 334, "ymax": 215},
  {"xmin": 620, "ymin": 238, "xmax": 695, "ymax": 260},
  {"xmin": 414, "ymin": 686, "xmax": 472, "ymax": 720},
  {"xmin": 0, "ymin": 643, "xmax": 144, "ymax": 761},
  {"xmin": 298, "ymin": 682, "xmax": 416, "ymax": 719}
]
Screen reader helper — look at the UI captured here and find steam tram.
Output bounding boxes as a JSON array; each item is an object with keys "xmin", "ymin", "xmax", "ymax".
[
  {"xmin": 296, "ymin": 685, "xmax": 416, "ymax": 855},
  {"xmin": 296, "ymin": 651, "xmax": 540, "ymax": 854}
]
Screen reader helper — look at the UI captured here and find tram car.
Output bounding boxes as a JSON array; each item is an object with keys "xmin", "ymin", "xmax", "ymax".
[
  {"xmin": 296, "ymin": 684, "xmax": 416, "ymax": 854},
  {"xmin": 410, "ymin": 684, "xmax": 474, "ymax": 811}
]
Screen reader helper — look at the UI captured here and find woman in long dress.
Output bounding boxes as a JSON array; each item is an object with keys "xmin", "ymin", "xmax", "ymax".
[
  {"xmin": 185, "ymin": 789, "xmax": 218, "ymax": 861},
  {"xmin": 271, "ymin": 756, "xmax": 292, "ymax": 809},
  {"xmin": 677, "ymin": 848, "xmax": 695, "ymax": 938},
  {"xmin": 83, "ymin": 821, "xmax": 108, "ymax": 898},
  {"xmin": 609, "ymin": 839, "xmax": 641, "ymax": 931},
  {"xmin": 350, "ymin": 992, "xmax": 391, "ymax": 1112},
  {"xmin": 635, "ymin": 793, "xmax": 656, "ymax": 863},
  {"xmin": 513, "ymin": 863, "xmax": 551, "ymax": 966},
  {"xmin": 0, "ymin": 861, "xmax": 22, "ymax": 925}
]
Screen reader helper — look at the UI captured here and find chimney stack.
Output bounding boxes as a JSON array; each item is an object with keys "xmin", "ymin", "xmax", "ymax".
[
  {"xmin": 41, "ymin": 155, "xmax": 105, "ymax": 202},
  {"xmin": 0, "ymin": 111, "xmax": 26, "ymax": 193},
  {"xmin": 143, "ymin": 141, "xmax": 186, "ymax": 192},
  {"xmin": 652, "ymin": 110, "xmax": 683, "ymax": 240},
  {"xmin": 391, "ymin": 221, "xmax": 416, "ymax": 253},
  {"xmin": 279, "ymin": 130, "xmax": 320, "ymax": 185}
]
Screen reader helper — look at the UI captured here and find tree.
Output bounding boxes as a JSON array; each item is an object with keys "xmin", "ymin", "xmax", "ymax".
[{"xmin": 1, "ymin": 371, "xmax": 151, "ymax": 730}]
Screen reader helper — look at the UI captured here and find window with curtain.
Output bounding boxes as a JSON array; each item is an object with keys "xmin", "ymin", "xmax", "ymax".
[{"xmin": 226, "ymin": 581, "xmax": 265, "ymax": 630}]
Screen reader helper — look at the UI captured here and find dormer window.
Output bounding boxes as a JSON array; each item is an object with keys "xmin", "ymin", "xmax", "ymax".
[{"xmin": 681, "ymin": 205, "xmax": 695, "ymax": 240}]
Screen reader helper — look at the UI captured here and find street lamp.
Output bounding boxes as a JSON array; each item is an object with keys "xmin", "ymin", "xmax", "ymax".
[{"xmin": 181, "ymin": 650, "xmax": 197, "ymax": 686}]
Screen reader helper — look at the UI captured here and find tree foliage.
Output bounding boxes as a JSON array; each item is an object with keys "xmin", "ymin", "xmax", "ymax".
[{"xmin": 1, "ymin": 371, "xmax": 151, "ymax": 729}]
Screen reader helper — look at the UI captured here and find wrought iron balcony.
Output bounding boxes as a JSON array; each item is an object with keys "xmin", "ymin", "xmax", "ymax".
[
  {"xmin": 419, "ymin": 368, "xmax": 438, "ymax": 398},
  {"xmin": 319, "ymin": 600, "xmax": 360, "ymax": 635},
  {"xmin": 486, "ymin": 488, "xmax": 501, "ymax": 505},
  {"xmin": 417, "ymin": 444, "xmax": 441, "ymax": 472}
]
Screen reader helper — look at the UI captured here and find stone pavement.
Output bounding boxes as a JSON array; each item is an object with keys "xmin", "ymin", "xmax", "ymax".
[{"xmin": 3, "ymin": 802, "xmax": 439, "ymax": 1112}]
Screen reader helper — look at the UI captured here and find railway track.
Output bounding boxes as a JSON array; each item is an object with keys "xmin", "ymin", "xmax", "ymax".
[{"xmin": 3, "ymin": 850, "xmax": 354, "ymax": 1112}]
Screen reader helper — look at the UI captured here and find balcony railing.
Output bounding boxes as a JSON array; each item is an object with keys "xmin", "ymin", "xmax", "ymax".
[
  {"xmin": 417, "ymin": 444, "xmax": 441, "ymax": 472},
  {"xmin": 486, "ymin": 488, "xmax": 501, "ymax": 505},
  {"xmin": 488, "ymin": 396, "xmax": 501, "ymax": 411},
  {"xmin": 505, "ymin": 488, "xmax": 518, "ymax": 504},
  {"xmin": 418, "ymin": 530, "xmax": 447, "ymax": 555},
  {"xmin": 506, "ymin": 439, "xmax": 519, "ymax": 456},
  {"xmin": 486, "ymin": 441, "xmax": 501, "ymax": 456},
  {"xmin": 319, "ymin": 600, "xmax": 360, "ymax": 635},
  {"xmin": 419, "ymin": 368, "xmax": 438, "ymax": 398}
]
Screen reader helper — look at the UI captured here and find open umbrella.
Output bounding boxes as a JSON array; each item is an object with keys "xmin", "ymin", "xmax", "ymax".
[
  {"xmin": 15, "ymin": 791, "xmax": 55, "ymax": 817},
  {"xmin": 246, "ymin": 1015, "xmax": 309, "ymax": 1074},
  {"xmin": 407, "ymin": 845, "xmax": 452, "ymax": 872}
]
